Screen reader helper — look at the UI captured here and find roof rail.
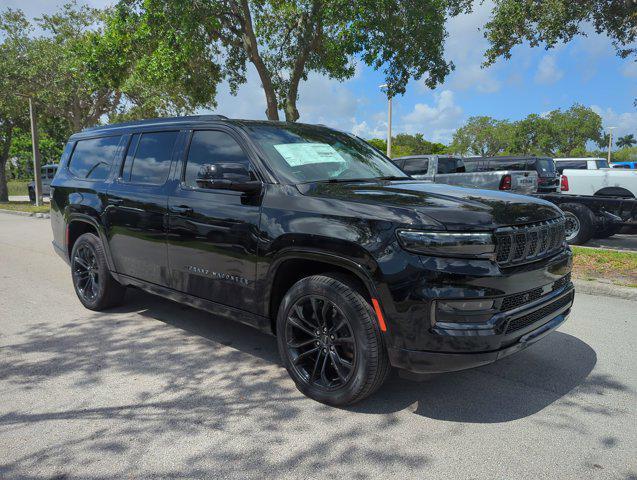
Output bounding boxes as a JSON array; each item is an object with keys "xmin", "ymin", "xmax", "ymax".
[{"xmin": 82, "ymin": 114, "xmax": 229, "ymax": 132}]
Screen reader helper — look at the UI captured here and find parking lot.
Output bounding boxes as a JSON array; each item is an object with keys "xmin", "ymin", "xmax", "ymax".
[{"xmin": 0, "ymin": 212, "xmax": 635, "ymax": 479}]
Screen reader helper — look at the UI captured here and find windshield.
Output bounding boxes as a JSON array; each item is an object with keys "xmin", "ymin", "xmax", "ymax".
[{"xmin": 245, "ymin": 123, "xmax": 408, "ymax": 183}]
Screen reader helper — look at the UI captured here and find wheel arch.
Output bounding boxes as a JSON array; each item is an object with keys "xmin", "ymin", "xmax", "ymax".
[
  {"xmin": 66, "ymin": 213, "xmax": 117, "ymax": 274},
  {"xmin": 594, "ymin": 187, "xmax": 635, "ymax": 199},
  {"xmin": 264, "ymin": 249, "xmax": 381, "ymax": 335}
]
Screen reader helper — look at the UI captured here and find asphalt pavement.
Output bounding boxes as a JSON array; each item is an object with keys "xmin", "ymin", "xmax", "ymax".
[{"xmin": 0, "ymin": 213, "xmax": 635, "ymax": 479}]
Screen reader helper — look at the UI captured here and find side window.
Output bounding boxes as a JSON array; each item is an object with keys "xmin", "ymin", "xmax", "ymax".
[
  {"xmin": 403, "ymin": 158, "xmax": 429, "ymax": 175},
  {"xmin": 121, "ymin": 131, "xmax": 179, "ymax": 185},
  {"xmin": 183, "ymin": 130, "xmax": 252, "ymax": 188},
  {"xmin": 437, "ymin": 158, "xmax": 456, "ymax": 174},
  {"xmin": 68, "ymin": 136, "xmax": 122, "ymax": 180}
]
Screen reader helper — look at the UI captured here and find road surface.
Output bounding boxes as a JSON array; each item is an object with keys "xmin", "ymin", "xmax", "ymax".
[{"xmin": 0, "ymin": 213, "xmax": 635, "ymax": 479}]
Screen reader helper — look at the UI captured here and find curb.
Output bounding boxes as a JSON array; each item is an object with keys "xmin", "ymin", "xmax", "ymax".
[
  {"xmin": 0, "ymin": 209, "xmax": 50, "ymax": 219},
  {"xmin": 573, "ymin": 279, "xmax": 637, "ymax": 301}
]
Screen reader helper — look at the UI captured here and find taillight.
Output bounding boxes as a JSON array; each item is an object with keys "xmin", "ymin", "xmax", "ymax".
[
  {"xmin": 560, "ymin": 175, "xmax": 569, "ymax": 192},
  {"xmin": 499, "ymin": 174, "xmax": 512, "ymax": 190}
]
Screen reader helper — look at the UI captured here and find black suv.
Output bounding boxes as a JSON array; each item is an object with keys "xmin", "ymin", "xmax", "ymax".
[{"xmin": 50, "ymin": 116, "xmax": 574, "ymax": 405}]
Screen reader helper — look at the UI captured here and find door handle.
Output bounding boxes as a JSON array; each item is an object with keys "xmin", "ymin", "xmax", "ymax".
[{"xmin": 171, "ymin": 205, "xmax": 193, "ymax": 215}]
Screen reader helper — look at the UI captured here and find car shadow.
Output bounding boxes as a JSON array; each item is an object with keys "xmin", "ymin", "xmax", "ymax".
[{"xmin": 112, "ymin": 288, "xmax": 604, "ymax": 424}]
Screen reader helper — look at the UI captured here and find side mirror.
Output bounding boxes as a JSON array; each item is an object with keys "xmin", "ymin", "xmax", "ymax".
[{"xmin": 195, "ymin": 162, "xmax": 262, "ymax": 194}]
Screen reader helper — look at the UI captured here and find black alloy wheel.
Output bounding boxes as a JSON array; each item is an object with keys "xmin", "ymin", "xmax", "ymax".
[
  {"xmin": 277, "ymin": 274, "xmax": 390, "ymax": 406},
  {"xmin": 72, "ymin": 244, "xmax": 100, "ymax": 303},
  {"xmin": 70, "ymin": 232, "xmax": 126, "ymax": 310},
  {"xmin": 285, "ymin": 295, "xmax": 356, "ymax": 390}
]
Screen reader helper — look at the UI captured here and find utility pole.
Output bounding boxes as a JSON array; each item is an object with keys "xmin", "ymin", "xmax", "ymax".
[
  {"xmin": 607, "ymin": 126, "xmax": 616, "ymax": 164},
  {"xmin": 379, "ymin": 84, "xmax": 392, "ymax": 158},
  {"xmin": 18, "ymin": 94, "xmax": 42, "ymax": 205}
]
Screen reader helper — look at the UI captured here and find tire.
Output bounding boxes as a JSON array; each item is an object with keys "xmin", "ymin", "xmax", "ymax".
[
  {"xmin": 276, "ymin": 274, "xmax": 390, "ymax": 406},
  {"xmin": 560, "ymin": 203, "xmax": 595, "ymax": 245},
  {"xmin": 70, "ymin": 232, "xmax": 126, "ymax": 310},
  {"xmin": 28, "ymin": 187, "xmax": 35, "ymax": 203}
]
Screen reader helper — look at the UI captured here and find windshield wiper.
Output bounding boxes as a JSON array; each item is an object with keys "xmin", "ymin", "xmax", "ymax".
[{"xmin": 377, "ymin": 176, "xmax": 409, "ymax": 181}]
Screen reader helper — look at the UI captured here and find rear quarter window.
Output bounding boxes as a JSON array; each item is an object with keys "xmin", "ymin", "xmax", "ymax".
[{"xmin": 68, "ymin": 136, "xmax": 122, "ymax": 180}]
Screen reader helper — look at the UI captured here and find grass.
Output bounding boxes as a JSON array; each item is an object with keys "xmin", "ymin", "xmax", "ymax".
[
  {"xmin": 8, "ymin": 181, "xmax": 29, "ymax": 197},
  {"xmin": 0, "ymin": 201, "xmax": 50, "ymax": 214},
  {"xmin": 572, "ymin": 246, "xmax": 637, "ymax": 288}
]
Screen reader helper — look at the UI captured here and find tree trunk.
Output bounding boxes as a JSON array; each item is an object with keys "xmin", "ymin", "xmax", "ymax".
[
  {"xmin": 0, "ymin": 125, "xmax": 13, "ymax": 203},
  {"xmin": 237, "ymin": 0, "xmax": 280, "ymax": 121}
]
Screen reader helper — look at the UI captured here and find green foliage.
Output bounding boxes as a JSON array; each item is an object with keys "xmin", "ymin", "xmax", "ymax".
[
  {"xmin": 617, "ymin": 134, "xmax": 636, "ymax": 149},
  {"xmin": 613, "ymin": 147, "xmax": 637, "ymax": 162},
  {"xmin": 111, "ymin": 0, "xmax": 471, "ymax": 121},
  {"xmin": 367, "ymin": 134, "xmax": 447, "ymax": 158},
  {"xmin": 450, "ymin": 105, "xmax": 603, "ymax": 157},
  {"xmin": 449, "ymin": 116, "xmax": 513, "ymax": 156},
  {"xmin": 483, "ymin": 0, "xmax": 636, "ymax": 65}
]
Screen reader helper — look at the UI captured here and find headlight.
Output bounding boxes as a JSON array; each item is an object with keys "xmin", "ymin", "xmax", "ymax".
[{"xmin": 396, "ymin": 230, "xmax": 495, "ymax": 259}]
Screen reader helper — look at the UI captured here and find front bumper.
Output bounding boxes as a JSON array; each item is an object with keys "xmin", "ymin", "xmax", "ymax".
[{"xmin": 388, "ymin": 285, "xmax": 574, "ymax": 373}]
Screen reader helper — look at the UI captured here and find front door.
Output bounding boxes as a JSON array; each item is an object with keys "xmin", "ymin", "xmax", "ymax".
[
  {"xmin": 167, "ymin": 129, "xmax": 262, "ymax": 312},
  {"xmin": 105, "ymin": 130, "xmax": 182, "ymax": 286}
]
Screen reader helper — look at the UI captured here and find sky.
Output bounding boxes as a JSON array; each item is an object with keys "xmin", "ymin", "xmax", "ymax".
[{"xmin": 7, "ymin": 0, "xmax": 637, "ymax": 146}]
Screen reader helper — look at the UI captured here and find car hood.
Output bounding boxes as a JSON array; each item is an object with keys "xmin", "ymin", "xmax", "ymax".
[{"xmin": 296, "ymin": 180, "xmax": 562, "ymax": 230}]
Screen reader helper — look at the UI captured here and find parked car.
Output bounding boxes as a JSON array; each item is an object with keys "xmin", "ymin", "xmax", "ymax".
[
  {"xmin": 51, "ymin": 116, "xmax": 574, "ymax": 405},
  {"xmin": 560, "ymin": 168, "xmax": 637, "ymax": 198},
  {"xmin": 554, "ymin": 157, "xmax": 610, "ymax": 173},
  {"xmin": 466, "ymin": 156, "xmax": 560, "ymax": 193},
  {"xmin": 393, "ymin": 154, "xmax": 538, "ymax": 194},
  {"xmin": 28, "ymin": 164, "xmax": 58, "ymax": 201},
  {"xmin": 610, "ymin": 161, "xmax": 637, "ymax": 169}
]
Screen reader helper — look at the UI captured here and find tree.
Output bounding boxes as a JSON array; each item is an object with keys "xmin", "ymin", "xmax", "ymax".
[
  {"xmin": 617, "ymin": 134, "xmax": 636, "ymax": 149},
  {"xmin": 482, "ymin": 1, "xmax": 636, "ymax": 66},
  {"xmin": 367, "ymin": 134, "xmax": 447, "ymax": 158},
  {"xmin": 449, "ymin": 116, "xmax": 513, "ymax": 156},
  {"xmin": 0, "ymin": 9, "xmax": 31, "ymax": 202},
  {"xmin": 111, "ymin": 0, "xmax": 471, "ymax": 122},
  {"xmin": 542, "ymin": 104, "xmax": 603, "ymax": 156}
]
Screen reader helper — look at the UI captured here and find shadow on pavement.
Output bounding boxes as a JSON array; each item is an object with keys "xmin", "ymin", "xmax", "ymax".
[{"xmin": 0, "ymin": 288, "xmax": 629, "ymax": 479}]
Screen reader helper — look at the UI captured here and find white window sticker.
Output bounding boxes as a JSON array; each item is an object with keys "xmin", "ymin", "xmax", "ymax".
[{"xmin": 273, "ymin": 143, "xmax": 345, "ymax": 167}]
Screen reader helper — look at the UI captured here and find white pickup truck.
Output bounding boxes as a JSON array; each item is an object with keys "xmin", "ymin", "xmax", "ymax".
[{"xmin": 560, "ymin": 168, "xmax": 637, "ymax": 199}]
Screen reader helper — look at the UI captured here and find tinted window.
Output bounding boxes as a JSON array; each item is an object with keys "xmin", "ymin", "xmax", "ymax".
[
  {"xmin": 68, "ymin": 136, "xmax": 121, "ymax": 180},
  {"xmin": 596, "ymin": 160, "xmax": 610, "ymax": 169},
  {"xmin": 403, "ymin": 157, "xmax": 429, "ymax": 175},
  {"xmin": 535, "ymin": 158, "xmax": 556, "ymax": 176},
  {"xmin": 437, "ymin": 157, "xmax": 465, "ymax": 174},
  {"xmin": 121, "ymin": 131, "xmax": 178, "ymax": 185},
  {"xmin": 486, "ymin": 159, "xmax": 527, "ymax": 171},
  {"xmin": 184, "ymin": 130, "xmax": 251, "ymax": 188},
  {"xmin": 556, "ymin": 160, "xmax": 586, "ymax": 174}
]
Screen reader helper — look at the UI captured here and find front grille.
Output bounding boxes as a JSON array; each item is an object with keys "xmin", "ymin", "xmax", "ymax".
[
  {"xmin": 500, "ymin": 273, "xmax": 571, "ymax": 312},
  {"xmin": 495, "ymin": 217, "xmax": 566, "ymax": 266},
  {"xmin": 505, "ymin": 291, "xmax": 574, "ymax": 334}
]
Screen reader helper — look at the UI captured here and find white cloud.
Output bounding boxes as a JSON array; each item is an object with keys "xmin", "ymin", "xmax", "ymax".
[
  {"xmin": 400, "ymin": 90, "xmax": 464, "ymax": 143},
  {"xmin": 590, "ymin": 105, "xmax": 637, "ymax": 146},
  {"xmin": 622, "ymin": 61, "xmax": 637, "ymax": 78},
  {"xmin": 535, "ymin": 55, "xmax": 564, "ymax": 84}
]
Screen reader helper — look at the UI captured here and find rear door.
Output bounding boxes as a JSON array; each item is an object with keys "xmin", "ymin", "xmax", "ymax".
[
  {"xmin": 166, "ymin": 128, "xmax": 262, "ymax": 312},
  {"xmin": 105, "ymin": 129, "xmax": 182, "ymax": 286}
]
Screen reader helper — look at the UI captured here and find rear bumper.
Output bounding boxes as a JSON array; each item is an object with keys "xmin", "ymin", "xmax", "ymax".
[{"xmin": 388, "ymin": 286, "xmax": 574, "ymax": 374}]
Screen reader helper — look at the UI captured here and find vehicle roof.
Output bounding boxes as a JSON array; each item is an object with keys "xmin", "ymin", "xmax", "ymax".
[
  {"xmin": 554, "ymin": 157, "xmax": 605, "ymax": 161},
  {"xmin": 393, "ymin": 154, "xmax": 460, "ymax": 160},
  {"xmin": 467, "ymin": 156, "xmax": 552, "ymax": 161},
  {"xmin": 70, "ymin": 115, "xmax": 338, "ymax": 140}
]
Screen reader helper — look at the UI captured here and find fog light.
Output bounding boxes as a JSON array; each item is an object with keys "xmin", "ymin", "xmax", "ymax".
[{"xmin": 433, "ymin": 299, "xmax": 496, "ymax": 326}]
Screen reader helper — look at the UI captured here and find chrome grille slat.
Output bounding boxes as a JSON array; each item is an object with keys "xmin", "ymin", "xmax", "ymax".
[{"xmin": 495, "ymin": 217, "xmax": 566, "ymax": 267}]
